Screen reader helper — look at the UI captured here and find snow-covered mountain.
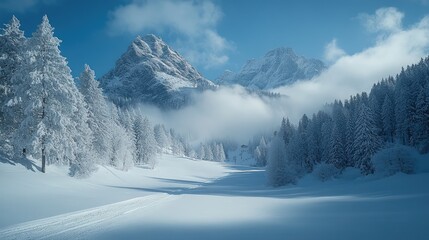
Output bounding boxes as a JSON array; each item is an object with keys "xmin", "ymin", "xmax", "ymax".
[
  {"xmin": 217, "ymin": 47, "xmax": 326, "ymax": 90},
  {"xmin": 99, "ymin": 34, "xmax": 215, "ymax": 108}
]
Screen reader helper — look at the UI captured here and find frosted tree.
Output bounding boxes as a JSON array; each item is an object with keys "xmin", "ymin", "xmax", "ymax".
[
  {"xmin": 353, "ymin": 104, "xmax": 381, "ymax": 174},
  {"xmin": 381, "ymin": 94, "xmax": 395, "ymax": 142},
  {"xmin": 79, "ymin": 64, "xmax": 111, "ymax": 163},
  {"xmin": 110, "ymin": 123, "xmax": 134, "ymax": 170},
  {"xmin": 279, "ymin": 117, "xmax": 293, "ymax": 145},
  {"xmin": 267, "ymin": 133, "xmax": 291, "ymax": 186},
  {"xmin": 329, "ymin": 123, "xmax": 347, "ymax": 170},
  {"xmin": 329, "ymin": 102, "xmax": 347, "ymax": 170},
  {"xmin": 414, "ymin": 86, "xmax": 429, "ymax": 151},
  {"xmin": 12, "ymin": 16, "xmax": 94, "ymax": 175},
  {"xmin": 204, "ymin": 143, "xmax": 214, "ymax": 161},
  {"xmin": 320, "ymin": 117, "xmax": 333, "ymax": 163},
  {"xmin": 307, "ymin": 113, "xmax": 322, "ymax": 165},
  {"xmin": 108, "ymin": 103, "xmax": 134, "ymax": 169},
  {"xmin": 154, "ymin": 124, "xmax": 170, "ymax": 152},
  {"xmin": 133, "ymin": 116, "xmax": 156, "ymax": 168},
  {"xmin": 198, "ymin": 143, "xmax": 205, "ymax": 159},
  {"xmin": 255, "ymin": 136, "xmax": 267, "ymax": 166},
  {"xmin": 218, "ymin": 143, "xmax": 226, "ymax": 162},
  {"xmin": 170, "ymin": 128, "xmax": 185, "ymax": 156},
  {"xmin": 395, "ymin": 68, "xmax": 414, "ymax": 145},
  {"xmin": 0, "ymin": 16, "xmax": 25, "ymax": 144}
]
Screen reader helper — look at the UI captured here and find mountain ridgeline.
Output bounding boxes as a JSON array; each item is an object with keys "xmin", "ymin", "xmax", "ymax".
[
  {"xmin": 99, "ymin": 36, "xmax": 326, "ymax": 108},
  {"xmin": 99, "ymin": 34, "xmax": 215, "ymax": 109},
  {"xmin": 217, "ymin": 47, "xmax": 326, "ymax": 90}
]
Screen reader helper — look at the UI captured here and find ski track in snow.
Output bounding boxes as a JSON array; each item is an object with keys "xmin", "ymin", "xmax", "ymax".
[{"xmin": 0, "ymin": 193, "xmax": 174, "ymax": 240}]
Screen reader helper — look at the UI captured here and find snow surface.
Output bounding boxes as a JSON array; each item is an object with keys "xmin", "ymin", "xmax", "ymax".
[{"xmin": 1, "ymin": 154, "xmax": 429, "ymax": 240}]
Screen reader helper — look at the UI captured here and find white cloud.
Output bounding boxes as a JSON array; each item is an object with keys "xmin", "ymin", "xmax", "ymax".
[
  {"xmin": 108, "ymin": 0, "xmax": 231, "ymax": 68},
  {"xmin": 274, "ymin": 9, "xmax": 429, "ymax": 122},
  {"xmin": 360, "ymin": 7, "xmax": 404, "ymax": 33},
  {"xmin": 324, "ymin": 39, "xmax": 346, "ymax": 63},
  {"xmin": 139, "ymin": 8, "xmax": 429, "ymax": 144},
  {"xmin": 140, "ymin": 86, "xmax": 285, "ymax": 144},
  {"xmin": 0, "ymin": 0, "xmax": 59, "ymax": 12}
]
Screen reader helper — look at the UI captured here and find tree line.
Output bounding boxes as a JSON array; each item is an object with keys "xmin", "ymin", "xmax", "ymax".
[{"xmin": 265, "ymin": 57, "xmax": 429, "ymax": 186}]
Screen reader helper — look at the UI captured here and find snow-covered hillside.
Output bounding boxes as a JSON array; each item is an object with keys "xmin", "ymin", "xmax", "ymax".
[
  {"xmin": 99, "ymin": 34, "xmax": 215, "ymax": 108},
  {"xmin": 1, "ymin": 154, "xmax": 428, "ymax": 240},
  {"xmin": 217, "ymin": 47, "xmax": 326, "ymax": 90}
]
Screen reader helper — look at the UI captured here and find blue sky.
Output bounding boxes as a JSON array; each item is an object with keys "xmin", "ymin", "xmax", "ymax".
[{"xmin": 0, "ymin": 0, "xmax": 428, "ymax": 80}]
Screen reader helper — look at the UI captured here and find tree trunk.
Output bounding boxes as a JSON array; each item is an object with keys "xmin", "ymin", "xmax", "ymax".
[{"xmin": 41, "ymin": 147, "xmax": 46, "ymax": 173}]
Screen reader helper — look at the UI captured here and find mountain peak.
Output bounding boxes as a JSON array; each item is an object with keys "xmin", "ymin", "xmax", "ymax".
[
  {"xmin": 217, "ymin": 47, "xmax": 326, "ymax": 90},
  {"xmin": 99, "ymin": 35, "xmax": 215, "ymax": 108},
  {"xmin": 129, "ymin": 34, "xmax": 167, "ymax": 58},
  {"xmin": 266, "ymin": 47, "xmax": 295, "ymax": 57}
]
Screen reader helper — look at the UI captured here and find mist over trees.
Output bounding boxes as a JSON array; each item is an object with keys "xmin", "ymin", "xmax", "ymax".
[
  {"xmin": 0, "ymin": 16, "xmax": 226, "ymax": 177},
  {"xmin": 266, "ymin": 59, "xmax": 429, "ymax": 186}
]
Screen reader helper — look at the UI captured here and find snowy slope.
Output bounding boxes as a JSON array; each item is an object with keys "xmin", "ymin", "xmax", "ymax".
[
  {"xmin": 217, "ymin": 47, "xmax": 326, "ymax": 90},
  {"xmin": 1, "ymin": 155, "xmax": 429, "ymax": 240},
  {"xmin": 0, "ymin": 155, "xmax": 227, "ymax": 228},
  {"xmin": 99, "ymin": 34, "xmax": 215, "ymax": 108}
]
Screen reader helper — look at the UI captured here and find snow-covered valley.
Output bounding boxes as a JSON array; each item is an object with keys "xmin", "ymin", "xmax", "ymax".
[{"xmin": 1, "ymin": 154, "xmax": 428, "ymax": 240}]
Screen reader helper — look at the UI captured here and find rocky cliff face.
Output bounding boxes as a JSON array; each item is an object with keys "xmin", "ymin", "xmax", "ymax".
[{"xmin": 99, "ymin": 34, "xmax": 215, "ymax": 108}]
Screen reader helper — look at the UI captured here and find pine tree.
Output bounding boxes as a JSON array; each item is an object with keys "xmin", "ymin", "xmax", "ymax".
[
  {"xmin": 108, "ymin": 103, "xmax": 134, "ymax": 170},
  {"xmin": 204, "ymin": 143, "xmax": 214, "ymax": 161},
  {"xmin": 255, "ymin": 136, "xmax": 267, "ymax": 166},
  {"xmin": 154, "ymin": 124, "xmax": 170, "ymax": 152},
  {"xmin": 320, "ymin": 117, "xmax": 333, "ymax": 163},
  {"xmin": 279, "ymin": 117, "xmax": 293, "ymax": 145},
  {"xmin": 79, "ymin": 64, "xmax": 111, "ymax": 163},
  {"xmin": 0, "ymin": 16, "xmax": 25, "ymax": 145},
  {"xmin": 133, "ymin": 116, "xmax": 156, "ymax": 168},
  {"xmin": 353, "ymin": 104, "xmax": 381, "ymax": 175},
  {"xmin": 198, "ymin": 143, "xmax": 205, "ymax": 160},
  {"xmin": 329, "ymin": 103, "xmax": 347, "ymax": 170},
  {"xmin": 414, "ymin": 86, "xmax": 429, "ymax": 151},
  {"xmin": 267, "ymin": 134, "xmax": 288, "ymax": 186},
  {"xmin": 381, "ymin": 94, "xmax": 395, "ymax": 142},
  {"xmin": 218, "ymin": 143, "xmax": 226, "ymax": 162},
  {"xmin": 12, "ymin": 16, "xmax": 94, "ymax": 175},
  {"xmin": 329, "ymin": 123, "xmax": 346, "ymax": 170}
]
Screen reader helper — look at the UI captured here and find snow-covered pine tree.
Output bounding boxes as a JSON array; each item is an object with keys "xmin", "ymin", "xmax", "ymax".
[
  {"xmin": 267, "ymin": 132, "xmax": 292, "ymax": 187},
  {"xmin": 414, "ymin": 86, "xmax": 429, "ymax": 151},
  {"xmin": 218, "ymin": 143, "xmax": 226, "ymax": 162},
  {"xmin": 381, "ymin": 94, "xmax": 395, "ymax": 142},
  {"xmin": 255, "ymin": 136, "xmax": 267, "ymax": 166},
  {"xmin": 12, "ymin": 16, "xmax": 94, "ymax": 176},
  {"xmin": 307, "ymin": 113, "xmax": 322, "ymax": 165},
  {"xmin": 197, "ymin": 143, "xmax": 205, "ymax": 159},
  {"xmin": 320, "ymin": 115, "xmax": 333, "ymax": 163},
  {"xmin": 329, "ymin": 123, "xmax": 347, "ymax": 170},
  {"xmin": 169, "ymin": 128, "xmax": 185, "ymax": 156},
  {"xmin": 395, "ymin": 67, "xmax": 414, "ymax": 145},
  {"xmin": 154, "ymin": 124, "xmax": 170, "ymax": 152},
  {"xmin": 297, "ymin": 114, "xmax": 312, "ymax": 172},
  {"xmin": 79, "ymin": 64, "xmax": 111, "ymax": 163},
  {"xmin": 353, "ymin": 103, "xmax": 381, "ymax": 175},
  {"xmin": 211, "ymin": 142, "xmax": 220, "ymax": 161},
  {"xmin": 133, "ymin": 116, "xmax": 156, "ymax": 168},
  {"xmin": 329, "ymin": 101, "xmax": 347, "ymax": 170},
  {"xmin": 0, "ymin": 16, "xmax": 25, "ymax": 145},
  {"xmin": 279, "ymin": 117, "xmax": 293, "ymax": 145},
  {"xmin": 204, "ymin": 143, "xmax": 214, "ymax": 161},
  {"xmin": 108, "ymin": 103, "xmax": 134, "ymax": 170}
]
